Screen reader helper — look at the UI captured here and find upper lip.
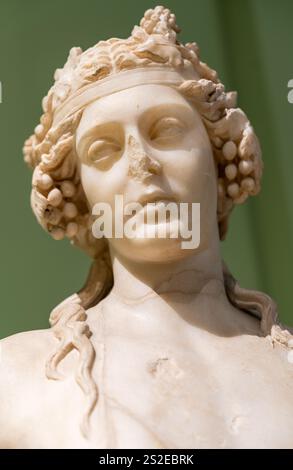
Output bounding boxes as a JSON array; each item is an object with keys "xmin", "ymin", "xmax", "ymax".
[{"xmin": 137, "ymin": 190, "xmax": 175, "ymax": 207}]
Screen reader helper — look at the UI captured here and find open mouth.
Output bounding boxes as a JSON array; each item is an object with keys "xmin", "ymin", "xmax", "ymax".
[
  {"xmin": 124, "ymin": 197, "xmax": 178, "ymax": 224},
  {"xmin": 138, "ymin": 194, "xmax": 176, "ymax": 207}
]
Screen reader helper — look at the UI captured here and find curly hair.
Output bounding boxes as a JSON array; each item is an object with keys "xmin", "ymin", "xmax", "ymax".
[{"xmin": 23, "ymin": 6, "xmax": 292, "ymax": 438}]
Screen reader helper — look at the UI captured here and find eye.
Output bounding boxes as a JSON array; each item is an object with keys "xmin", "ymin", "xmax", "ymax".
[
  {"xmin": 87, "ymin": 138, "xmax": 122, "ymax": 170},
  {"xmin": 149, "ymin": 117, "xmax": 186, "ymax": 145}
]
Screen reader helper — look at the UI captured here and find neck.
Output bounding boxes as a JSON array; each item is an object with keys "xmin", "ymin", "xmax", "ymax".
[
  {"xmin": 109, "ymin": 230, "xmax": 225, "ymax": 303},
  {"xmin": 97, "ymin": 228, "xmax": 256, "ymax": 338}
]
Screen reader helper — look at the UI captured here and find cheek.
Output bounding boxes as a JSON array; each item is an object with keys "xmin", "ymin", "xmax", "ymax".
[
  {"xmin": 80, "ymin": 159, "xmax": 128, "ymax": 208},
  {"xmin": 166, "ymin": 146, "xmax": 217, "ymax": 205}
]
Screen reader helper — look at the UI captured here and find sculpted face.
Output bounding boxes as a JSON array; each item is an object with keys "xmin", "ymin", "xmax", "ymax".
[{"xmin": 75, "ymin": 84, "xmax": 217, "ymax": 262}]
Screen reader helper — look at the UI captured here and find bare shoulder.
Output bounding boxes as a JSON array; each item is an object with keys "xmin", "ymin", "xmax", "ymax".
[
  {"xmin": 234, "ymin": 326, "xmax": 293, "ymax": 380},
  {"xmin": 0, "ymin": 328, "xmax": 58, "ymax": 384},
  {"xmin": 0, "ymin": 329, "xmax": 56, "ymax": 446},
  {"xmin": 0, "ymin": 329, "xmax": 58, "ymax": 403},
  {"xmin": 0, "ymin": 328, "xmax": 57, "ymax": 374}
]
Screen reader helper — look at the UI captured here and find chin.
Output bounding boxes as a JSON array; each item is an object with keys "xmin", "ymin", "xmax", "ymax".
[{"xmin": 111, "ymin": 225, "xmax": 203, "ymax": 264}]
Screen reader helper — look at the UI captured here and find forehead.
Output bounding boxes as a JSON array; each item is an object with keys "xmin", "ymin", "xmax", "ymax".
[{"xmin": 76, "ymin": 84, "xmax": 194, "ymax": 139}]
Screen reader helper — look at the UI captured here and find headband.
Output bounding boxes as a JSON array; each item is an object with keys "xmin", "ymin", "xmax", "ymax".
[{"xmin": 52, "ymin": 66, "xmax": 199, "ymax": 125}]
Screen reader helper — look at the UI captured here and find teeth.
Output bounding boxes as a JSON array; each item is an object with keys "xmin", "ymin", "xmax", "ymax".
[
  {"xmin": 144, "ymin": 199, "xmax": 173, "ymax": 206},
  {"xmin": 144, "ymin": 199, "xmax": 172, "ymax": 208},
  {"xmin": 141, "ymin": 195, "xmax": 171, "ymax": 205},
  {"xmin": 124, "ymin": 199, "xmax": 176, "ymax": 222}
]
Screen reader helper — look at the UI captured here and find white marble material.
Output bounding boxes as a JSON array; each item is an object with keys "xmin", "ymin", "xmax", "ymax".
[{"xmin": 1, "ymin": 6, "xmax": 292, "ymax": 449}]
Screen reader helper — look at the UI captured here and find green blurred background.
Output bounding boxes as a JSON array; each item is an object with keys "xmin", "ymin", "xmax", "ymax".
[{"xmin": 0, "ymin": 0, "xmax": 292, "ymax": 338}]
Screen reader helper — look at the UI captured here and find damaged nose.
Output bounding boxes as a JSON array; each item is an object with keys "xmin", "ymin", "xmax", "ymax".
[{"xmin": 127, "ymin": 135, "xmax": 161, "ymax": 181}]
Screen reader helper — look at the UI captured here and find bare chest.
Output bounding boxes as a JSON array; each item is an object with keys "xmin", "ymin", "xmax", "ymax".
[
  {"xmin": 7, "ymin": 332, "xmax": 293, "ymax": 449},
  {"xmin": 90, "ymin": 333, "xmax": 293, "ymax": 449}
]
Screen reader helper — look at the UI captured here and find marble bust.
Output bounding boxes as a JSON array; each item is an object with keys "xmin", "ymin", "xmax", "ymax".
[{"xmin": 1, "ymin": 6, "xmax": 293, "ymax": 449}]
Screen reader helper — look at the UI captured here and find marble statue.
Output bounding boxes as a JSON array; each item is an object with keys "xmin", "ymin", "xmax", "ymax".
[{"xmin": 1, "ymin": 6, "xmax": 292, "ymax": 449}]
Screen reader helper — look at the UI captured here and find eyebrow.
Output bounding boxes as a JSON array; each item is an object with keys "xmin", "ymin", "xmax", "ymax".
[
  {"xmin": 140, "ymin": 102, "xmax": 193, "ymax": 120},
  {"xmin": 76, "ymin": 101, "xmax": 193, "ymax": 154}
]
